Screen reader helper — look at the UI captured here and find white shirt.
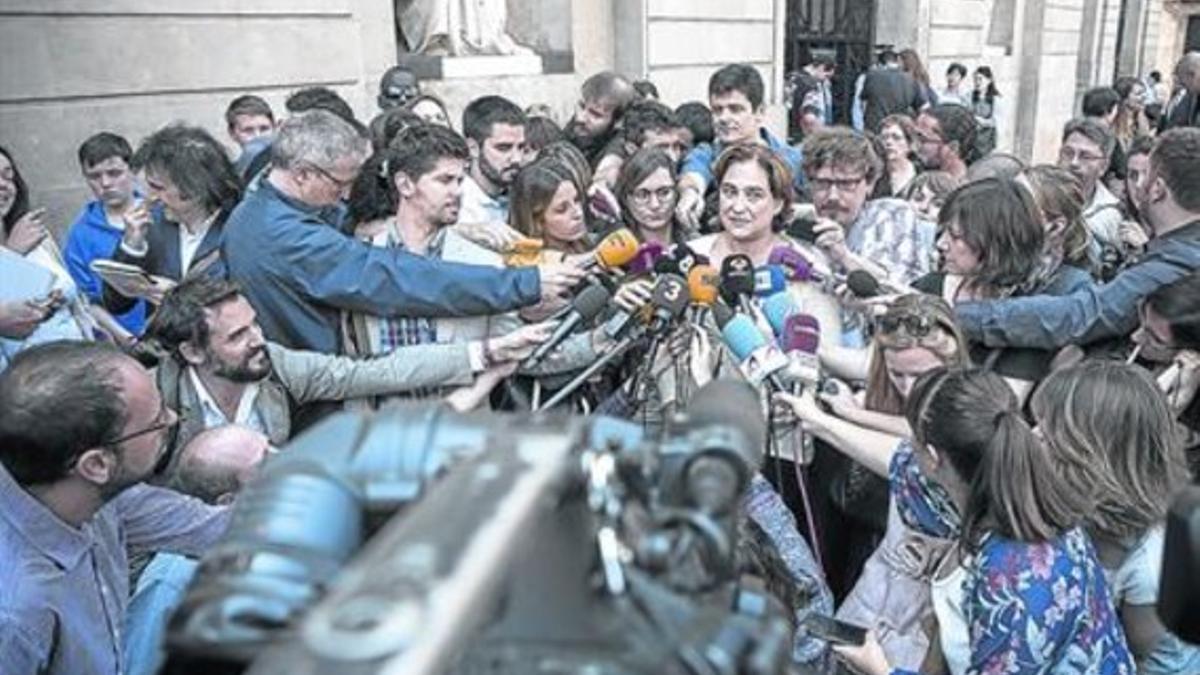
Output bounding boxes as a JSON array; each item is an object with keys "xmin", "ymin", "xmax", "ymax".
[
  {"xmin": 457, "ymin": 174, "xmax": 509, "ymax": 227},
  {"xmin": 178, "ymin": 212, "xmax": 218, "ymax": 275},
  {"xmin": 1083, "ymin": 182, "xmax": 1124, "ymax": 251},
  {"xmin": 187, "ymin": 366, "xmax": 266, "ymax": 432}
]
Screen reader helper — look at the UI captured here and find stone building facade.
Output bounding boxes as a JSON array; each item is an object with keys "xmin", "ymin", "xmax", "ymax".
[{"xmin": 0, "ymin": 0, "xmax": 1191, "ymax": 234}]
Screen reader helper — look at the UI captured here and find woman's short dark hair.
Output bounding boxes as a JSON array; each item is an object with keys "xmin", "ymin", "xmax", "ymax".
[
  {"xmin": 708, "ymin": 64, "xmax": 765, "ymax": 110},
  {"xmin": 133, "ymin": 125, "xmax": 242, "ymax": 215},
  {"xmin": 615, "ymin": 147, "xmax": 678, "ymax": 229},
  {"xmin": 675, "ymin": 101, "xmax": 714, "ymax": 146},
  {"xmin": 0, "ymin": 145, "xmax": 31, "ymax": 233},
  {"xmin": 938, "ymin": 177, "xmax": 1044, "ymax": 295},
  {"xmin": 714, "ymin": 144, "xmax": 795, "ymax": 232},
  {"xmin": 947, "ymin": 62, "xmax": 967, "ymax": 78},
  {"xmin": 524, "ymin": 116, "xmax": 564, "ymax": 156}
]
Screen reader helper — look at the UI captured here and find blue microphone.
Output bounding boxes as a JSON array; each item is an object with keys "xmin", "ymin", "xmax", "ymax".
[
  {"xmin": 761, "ymin": 291, "xmax": 798, "ymax": 340},
  {"xmin": 753, "ymin": 265, "xmax": 788, "ymax": 297},
  {"xmin": 719, "ymin": 313, "xmax": 788, "ymax": 391}
]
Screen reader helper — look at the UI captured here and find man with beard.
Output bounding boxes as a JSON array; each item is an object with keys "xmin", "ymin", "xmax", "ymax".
[
  {"xmin": 1057, "ymin": 118, "xmax": 1124, "ymax": 256},
  {"xmin": 914, "ymin": 103, "xmax": 977, "ymax": 180},
  {"xmin": 0, "ymin": 341, "xmax": 231, "ymax": 674},
  {"xmin": 63, "ymin": 132, "xmax": 148, "ymax": 335},
  {"xmin": 803, "ymin": 128, "xmax": 934, "ymax": 290},
  {"xmin": 146, "ymin": 274, "xmax": 551, "ymax": 465},
  {"xmin": 458, "ymin": 95, "xmax": 527, "ymax": 228},
  {"xmin": 346, "ymin": 124, "xmax": 602, "ymax": 403},
  {"xmin": 676, "ymin": 64, "xmax": 806, "ymax": 233},
  {"xmin": 564, "ymin": 71, "xmax": 635, "ymax": 164}
]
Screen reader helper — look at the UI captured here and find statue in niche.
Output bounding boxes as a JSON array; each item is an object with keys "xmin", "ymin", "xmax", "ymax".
[{"xmin": 397, "ymin": 0, "xmax": 535, "ymax": 56}]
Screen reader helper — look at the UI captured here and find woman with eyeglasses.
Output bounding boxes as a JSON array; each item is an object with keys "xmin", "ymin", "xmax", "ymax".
[
  {"xmin": 1033, "ymin": 361, "xmax": 1198, "ymax": 674},
  {"xmin": 778, "ymin": 295, "xmax": 966, "ymax": 670},
  {"xmin": 830, "ymin": 367, "xmax": 1134, "ymax": 675},
  {"xmin": 913, "ymin": 177, "xmax": 1092, "ymax": 401},
  {"xmin": 614, "ymin": 147, "xmax": 687, "ymax": 247}
]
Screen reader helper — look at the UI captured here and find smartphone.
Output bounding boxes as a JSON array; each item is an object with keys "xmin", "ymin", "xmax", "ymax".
[
  {"xmin": 787, "ymin": 214, "xmax": 820, "ymax": 243},
  {"xmin": 801, "ymin": 614, "xmax": 867, "ymax": 646}
]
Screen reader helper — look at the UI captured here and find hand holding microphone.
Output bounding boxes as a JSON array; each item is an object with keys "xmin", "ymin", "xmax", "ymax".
[
  {"xmin": 485, "ymin": 321, "xmax": 556, "ymax": 363},
  {"xmin": 522, "ymin": 284, "xmax": 612, "ymax": 369},
  {"xmin": 612, "ymin": 278, "xmax": 655, "ymax": 313}
]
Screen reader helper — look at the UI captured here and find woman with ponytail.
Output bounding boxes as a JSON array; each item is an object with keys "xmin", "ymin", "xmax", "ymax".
[{"xmin": 833, "ymin": 367, "xmax": 1133, "ymax": 675}]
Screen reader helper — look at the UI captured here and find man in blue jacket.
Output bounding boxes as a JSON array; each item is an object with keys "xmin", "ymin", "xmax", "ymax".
[
  {"xmin": 62, "ymin": 132, "xmax": 147, "ymax": 335},
  {"xmin": 223, "ymin": 109, "xmax": 583, "ymax": 354},
  {"xmin": 956, "ymin": 128, "xmax": 1200, "ymax": 349}
]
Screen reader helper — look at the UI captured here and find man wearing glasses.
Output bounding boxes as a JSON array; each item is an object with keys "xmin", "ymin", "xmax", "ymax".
[
  {"xmin": 1058, "ymin": 118, "xmax": 1124, "ymax": 256},
  {"xmin": 914, "ymin": 104, "xmax": 977, "ymax": 181},
  {"xmin": 0, "ymin": 340, "xmax": 230, "ymax": 675}
]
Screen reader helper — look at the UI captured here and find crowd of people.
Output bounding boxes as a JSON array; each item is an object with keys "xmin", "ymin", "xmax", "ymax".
[{"xmin": 1, "ymin": 46, "xmax": 1200, "ymax": 675}]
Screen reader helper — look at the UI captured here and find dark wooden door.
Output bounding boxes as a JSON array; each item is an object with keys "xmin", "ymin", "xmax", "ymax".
[{"xmin": 785, "ymin": 0, "xmax": 877, "ymax": 131}]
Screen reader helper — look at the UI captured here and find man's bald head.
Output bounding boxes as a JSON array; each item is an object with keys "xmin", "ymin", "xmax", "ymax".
[{"xmin": 173, "ymin": 425, "xmax": 269, "ymax": 504}]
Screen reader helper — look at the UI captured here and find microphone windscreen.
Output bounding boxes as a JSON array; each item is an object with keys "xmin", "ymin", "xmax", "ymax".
[
  {"xmin": 572, "ymin": 284, "xmax": 613, "ymax": 321},
  {"xmin": 650, "ymin": 274, "xmax": 690, "ymax": 319},
  {"xmin": 654, "ymin": 256, "xmax": 682, "ymax": 276},
  {"xmin": 781, "ymin": 313, "xmax": 821, "ymax": 354},
  {"xmin": 847, "ymin": 270, "xmax": 882, "ymax": 298},
  {"xmin": 768, "ymin": 246, "xmax": 814, "ymax": 282},
  {"xmin": 720, "ymin": 254, "xmax": 756, "ymax": 298},
  {"xmin": 687, "ymin": 264, "xmax": 720, "ymax": 306},
  {"xmin": 625, "ymin": 241, "xmax": 665, "ymax": 275},
  {"xmin": 753, "ymin": 265, "xmax": 788, "ymax": 297},
  {"xmin": 720, "ymin": 314, "xmax": 769, "ymax": 361},
  {"xmin": 761, "ymin": 291, "xmax": 798, "ymax": 337},
  {"xmin": 595, "ymin": 228, "xmax": 640, "ymax": 268}
]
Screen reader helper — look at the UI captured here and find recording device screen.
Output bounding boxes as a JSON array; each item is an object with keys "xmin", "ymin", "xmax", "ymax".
[{"xmin": 801, "ymin": 614, "xmax": 867, "ymax": 646}]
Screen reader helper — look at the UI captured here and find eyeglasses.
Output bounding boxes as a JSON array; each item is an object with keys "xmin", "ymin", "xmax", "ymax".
[
  {"xmin": 1058, "ymin": 146, "xmax": 1106, "ymax": 164},
  {"xmin": 810, "ymin": 175, "xmax": 867, "ymax": 193},
  {"xmin": 306, "ymin": 163, "xmax": 357, "ymax": 191},
  {"xmin": 630, "ymin": 186, "xmax": 676, "ymax": 205},
  {"xmin": 107, "ymin": 407, "xmax": 186, "ymax": 447}
]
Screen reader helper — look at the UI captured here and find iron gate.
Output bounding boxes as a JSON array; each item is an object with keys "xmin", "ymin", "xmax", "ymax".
[{"xmin": 786, "ymin": 0, "xmax": 877, "ymax": 130}]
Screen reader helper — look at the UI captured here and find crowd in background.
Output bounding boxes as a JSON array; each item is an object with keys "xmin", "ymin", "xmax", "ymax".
[{"xmin": 2, "ymin": 44, "xmax": 1200, "ymax": 675}]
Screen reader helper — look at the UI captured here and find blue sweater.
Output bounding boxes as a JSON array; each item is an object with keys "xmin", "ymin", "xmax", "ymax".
[
  {"xmin": 222, "ymin": 178, "xmax": 542, "ymax": 353},
  {"xmin": 62, "ymin": 200, "xmax": 147, "ymax": 334}
]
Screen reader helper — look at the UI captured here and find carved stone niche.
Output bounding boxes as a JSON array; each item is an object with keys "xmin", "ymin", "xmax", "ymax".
[{"xmin": 395, "ymin": 0, "xmax": 573, "ymax": 80}]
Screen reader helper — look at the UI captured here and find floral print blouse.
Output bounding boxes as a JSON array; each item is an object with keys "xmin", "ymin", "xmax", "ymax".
[{"xmin": 888, "ymin": 444, "xmax": 1135, "ymax": 675}]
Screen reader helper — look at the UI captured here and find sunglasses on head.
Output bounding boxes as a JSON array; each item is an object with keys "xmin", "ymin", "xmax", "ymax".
[{"xmin": 875, "ymin": 313, "xmax": 938, "ymax": 337}]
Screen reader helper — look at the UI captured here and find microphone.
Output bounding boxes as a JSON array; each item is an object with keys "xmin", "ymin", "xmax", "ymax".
[
  {"xmin": 761, "ymin": 291, "xmax": 798, "ymax": 339},
  {"xmin": 720, "ymin": 254, "xmax": 756, "ymax": 311},
  {"xmin": 522, "ymin": 284, "xmax": 612, "ymax": 369},
  {"xmin": 846, "ymin": 269, "xmax": 881, "ymax": 298},
  {"xmin": 719, "ymin": 313, "xmax": 789, "ymax": 392},
  {"xmin": 767, "ymin": 246, "xmax": 834, "ymax": 285},
  {"xmin": 654, "ymin": 255, "xmax": 682, "ymax": 276},
  {"xmin": 502, "ymin": 238, "xmax": 546, "ymax": 267},
  {"xmin": 588, "ymin": 228, "xmax": 640, "ymax": 270},
  {"xmin": 753, "ymin": 265, "xmax": 788, "ymax": 297},
  {"xmin": 625, "ymin": 241, "xmax": 665, "ymax": 275},
  {"xmin": 687, "ymin": 264, "xmax": 720, "ymax": 311},
  {"xmin": 674, "ymin": 243, "xmax": 709, "ymax": 275},
  {"xmin": 780, "ymin": 314, "xmax": 822, "ymax": 391}
]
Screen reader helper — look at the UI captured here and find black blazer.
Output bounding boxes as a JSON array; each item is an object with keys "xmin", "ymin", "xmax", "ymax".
[
  {"xmin": 101, "ymin": 206, "xmax": 229, "ymax": 315},
  {"xmin": 1160, "ymin": 92, "xmax": 1198, "ymax": 132}
]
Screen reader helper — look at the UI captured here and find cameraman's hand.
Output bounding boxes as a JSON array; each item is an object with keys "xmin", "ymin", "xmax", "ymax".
[
  {"xmin": 4, "ymin": 208, "xmax": 49, "ymax": 255},
  {"xmin": 773, "ymin": 390, "xmax": 831, "ymax": 434},
  {"xmin": 818, "ymin": 377, "xmax": 859, "ymax": 419},
  {"xmin": 488, "ymin": 321, "xmax": 554, "ymax": 363}
]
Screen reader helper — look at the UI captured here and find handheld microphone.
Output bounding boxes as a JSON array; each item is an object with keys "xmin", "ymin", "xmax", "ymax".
[
  {"xmin": 654, "ymin": 255, "xmax": 682, "ymax": 276},
  {"xmin": 719, "ymin": 313, "xmax": 789, "ymax": 392},
  {"xmin": 625, "ymin": 241, "xmax": 665, "ymax": 276},
  {"xmin": 720, "ymin": 254, "xmax": 756, "ymax": 311},
  {"xmin": 761, "ymin": 291, "xmax": 799, "ymax": 339},
  {"xmin": 687, "ymin": 265, "xmax": 720, "ymax": 307},
  {"xmin": 503, "ymin": 238, "xmax": 546, "ymax": 267},
  {"xmin": 674, "ymin": 243, "xmax": 709, "ymax": 275},
  {"xmin": 522, "ymin": 284, "xmax": 612, "ymax": 369},
  {"xmin": 768, "ymin": 246, "xmax": 831, "ymax": 285},
  {"xmin": 753, "ymin": 265, "xmax": 788, "ymax": 297},
  {"xmin": 780, "ymin": 314, "xmax": 822, "ymax": 390},
  {"xmin": 647, "ymin": 273, "xmax": 691, "ymax": 331},
  {"xmin": 589, "ymin": 228, "xmax": 640, "ymax": 270},
  {"xmin": 846, "ymin": 270, "xmax": 881, "ymax": 298}
]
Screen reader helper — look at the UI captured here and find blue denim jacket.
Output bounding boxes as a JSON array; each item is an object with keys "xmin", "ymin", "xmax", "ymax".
[
  {"xmin": 957, "ymin": 219, "xmax": 1200, "ymax": 350},
  {"xmin": 680, "ymin": 128, "xmax": 806, "ymax": 194},
  {"xmin": 222, "ymin": 178, "xmax": 542, "ymax": 353}
]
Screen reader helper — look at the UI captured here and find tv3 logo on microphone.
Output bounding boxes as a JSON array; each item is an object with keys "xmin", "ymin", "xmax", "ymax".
[{"xmin": 659, "ymin": 276, "xmax": 685, "ymax": 303}]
